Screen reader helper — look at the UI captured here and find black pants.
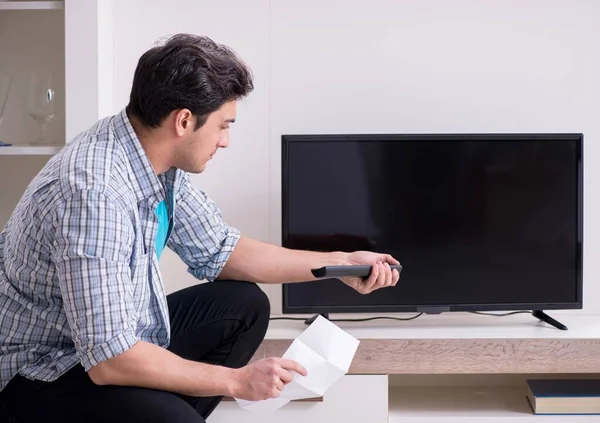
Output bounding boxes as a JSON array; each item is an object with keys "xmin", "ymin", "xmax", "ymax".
[{"xmin": 0, "ymin": 280, "xmax": 270, "ymax": 423}]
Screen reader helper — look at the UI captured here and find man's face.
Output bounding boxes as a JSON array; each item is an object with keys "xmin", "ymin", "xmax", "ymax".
[{"xmin": 174, "ymin": 101, "xmax": 236, "ymax": 173}]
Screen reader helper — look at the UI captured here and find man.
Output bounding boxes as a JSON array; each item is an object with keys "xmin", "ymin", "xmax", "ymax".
[{"xmin": 0, "ymin": 34, "xmax": 400, "ymax": 422}]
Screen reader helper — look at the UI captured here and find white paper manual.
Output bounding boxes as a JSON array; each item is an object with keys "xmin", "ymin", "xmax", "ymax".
[{"xmin": 234, "ymin": 315, "xmax": 360, "ymax": 414}]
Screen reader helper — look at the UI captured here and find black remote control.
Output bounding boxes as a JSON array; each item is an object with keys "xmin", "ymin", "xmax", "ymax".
[{"xmin": 311, "ymin": 264, "xmax": 402, "ymax": 278}]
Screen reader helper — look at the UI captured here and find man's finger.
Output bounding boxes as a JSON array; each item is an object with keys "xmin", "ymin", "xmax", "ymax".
[
  {"xmin": 379, "ymin": 262, "xmax": 391, "ymax": 288},
  {"xmin": 383, "ymin": 262, "xmax": 393, "ymax": 287},
  {"xmin": 381, "ymin": 254, "xmax": 400, "ymax": 265},
  {"xmin": 391, "ymin": 268, "xmax": 400, "ymax": 286},
  {"xmin": 363, "ymin": 263, "xmax": 380, "ymax": 293},
  {"xmin": 279, "ymin": 358, "xmax": 308, "ymax": 376},
  {"xmin": 367, "ymin": 263, "xmax": 386, "ymax": 293},
  {"xmin": 277, "ymin": 368, "xmax": 294, "ymax": 384}
]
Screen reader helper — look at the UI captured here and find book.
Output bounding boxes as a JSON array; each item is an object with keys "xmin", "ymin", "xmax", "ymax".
[{"xmin": 526, "ymin": 379, "xmax": 600, "ymax": 415}]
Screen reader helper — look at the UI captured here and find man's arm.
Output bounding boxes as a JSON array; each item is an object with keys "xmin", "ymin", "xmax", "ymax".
[
  {"xmin": 89, "ymin": 341, "xmax": 307, "ymax": 401},
  {"xmin": 167, "ymin": 174, "xmax": 399, "ymax": 290},
  {"xmin": 218, "ymin": 236, "xmax": 347, "ymax": 283},
  {"xmin": 88, "ymin": 341, "xmax": 236, "ymax": 396},
  {"xmin": 218, "ymin": 236, "xmax": 401, "ymax": 293}
]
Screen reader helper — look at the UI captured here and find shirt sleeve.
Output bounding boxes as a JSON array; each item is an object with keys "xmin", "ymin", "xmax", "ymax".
[
  {"xmin": 167, "ymin": 173, "xmax": 241, "ymax": 282},
  {"xmin": 51, "ymin": 189, "xmax": 138, "ymax": 371}
]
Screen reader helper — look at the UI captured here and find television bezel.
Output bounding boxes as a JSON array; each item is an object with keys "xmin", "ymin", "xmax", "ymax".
[{"xmin": 281, "ymin": 133, "xmax": 583, "ymax": 314}]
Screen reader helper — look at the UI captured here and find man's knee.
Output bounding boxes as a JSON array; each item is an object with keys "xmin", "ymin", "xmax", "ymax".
[
  {"xmin": 202, "ymin": 280, "xmax": 271, "ymax": 347},
  {"xmin": 220, "ymin": 281, "xmax": 270, "ymax": 337},
  {"xmin": 232, "ymin": 282, "xmax": 270, "ymax": 335},
  {"xmin": 239, "ymin": 281, "xmax": 270, "ymax": 317}
]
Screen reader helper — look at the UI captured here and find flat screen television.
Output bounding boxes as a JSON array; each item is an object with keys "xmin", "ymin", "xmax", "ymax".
[{"xmin": 281, "ymin": 134, "xmax": 583, "ymax": 327}]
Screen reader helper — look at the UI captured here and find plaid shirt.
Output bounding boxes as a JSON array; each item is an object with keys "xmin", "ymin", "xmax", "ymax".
[{"xmin": 0, "ymin": 109, "xmax": 240, "ymax": 391}]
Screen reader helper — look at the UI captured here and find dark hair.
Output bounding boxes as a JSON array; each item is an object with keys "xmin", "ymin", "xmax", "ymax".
[{"xmin": 126, "ymin": 33, "xmax": 254, "ymax": 129}]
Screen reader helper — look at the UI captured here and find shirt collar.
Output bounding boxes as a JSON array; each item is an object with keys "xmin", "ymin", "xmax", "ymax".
[{"xmin": 113, "ymin": 109, "xmax": 164, "ymax": 203}]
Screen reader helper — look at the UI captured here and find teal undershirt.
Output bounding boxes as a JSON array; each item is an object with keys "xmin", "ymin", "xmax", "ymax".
[{"xmin": 155, "ymin": 192, "xmax": 173, "ymax": 260}]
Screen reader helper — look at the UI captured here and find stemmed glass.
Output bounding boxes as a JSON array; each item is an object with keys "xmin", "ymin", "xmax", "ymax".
[
  {"xmin": 0, "ymin": 75, "xmax": 11, "ymax": 137},
  {"xmin": 28, "ymin": 73, "xmax": 55, "ymax": 145}
]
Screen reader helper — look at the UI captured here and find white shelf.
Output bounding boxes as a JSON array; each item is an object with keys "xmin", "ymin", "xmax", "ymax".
[
  {"xmin": 0, "ymin": 1, "xmax": 63, "ymax": 10},
  {"xmin": 389, "ymin": 386, "xmax": 599, "ymax": 422},
  {"xmin": 0, "ymin": 145, "xmax": 61, "ymax": 155}
]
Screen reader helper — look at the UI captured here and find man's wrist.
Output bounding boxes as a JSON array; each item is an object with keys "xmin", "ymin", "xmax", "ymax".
[
  {"xmin": 325, "ymin": 251, "xmax": 350, "ymax": 266},
  {"xmin": 191, "ymin": 362, "xmax": 241, "ymax": 398},
  {"xmin": 221, "ymin": 366, "xmax": 242, "ymax": 398}
]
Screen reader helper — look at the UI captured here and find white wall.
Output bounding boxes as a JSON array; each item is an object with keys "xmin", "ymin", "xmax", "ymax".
[{"xmin": 111, "ymin": 0, "xmax": 600, "ymax": 315}]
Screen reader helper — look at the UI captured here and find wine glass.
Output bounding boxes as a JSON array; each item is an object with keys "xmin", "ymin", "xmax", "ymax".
[
  {"xmin": 0, "ymin": 75, "xmax": 11, "ymax": 134},
  {"xmin": 28, "ymin": 73, "xmax": 55, "ymax": 145}
]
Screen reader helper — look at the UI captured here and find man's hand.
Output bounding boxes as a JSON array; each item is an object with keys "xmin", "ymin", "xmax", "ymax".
[
  {"xmin": 230, "ymin": 357, "xmax": 308, "ymax": 401},
  {"xmin": 340, "ymin": 251, "xmax": 401, "ymax": 294}
]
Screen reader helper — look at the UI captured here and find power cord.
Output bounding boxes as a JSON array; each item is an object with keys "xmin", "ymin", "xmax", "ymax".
[
  {"xmin": 269, "ymin": 313, "xmax": 423, "ymax": 322},
  {"xmin": 269, "ymin": 310, "xmax": 532, "ymax": 322},
  {"xmin": 469, "ymin": 310, "xmax": 532, "ymax": 317}
]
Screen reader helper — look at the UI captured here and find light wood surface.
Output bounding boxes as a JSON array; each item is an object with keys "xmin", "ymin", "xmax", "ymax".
[
  {"xmin": 252, "ymin": 338, "xmax": 600, "ymax": 374},
  {"xmin": 254, "ymin": 314, "xmax": 600, "ymax": 374}
]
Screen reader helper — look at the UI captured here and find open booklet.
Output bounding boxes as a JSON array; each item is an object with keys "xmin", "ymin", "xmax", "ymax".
[{"xmin": 234, "ymin": 315, "xmax": 360, "ymax": 414}]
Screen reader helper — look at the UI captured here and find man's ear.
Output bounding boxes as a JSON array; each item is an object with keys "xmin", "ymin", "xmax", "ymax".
[{"xmin": 174, "ymin": 109, "xmax": 193, "ymax": 136}]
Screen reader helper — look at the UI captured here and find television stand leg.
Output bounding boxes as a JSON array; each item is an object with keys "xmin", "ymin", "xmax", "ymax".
[
  {"xmin": 532, "ymin": 310, "xmax": 568, "ymax": 331},
  {"xmin": 304, "ymin": 313, "xmax": 330, "ymax": 325}
]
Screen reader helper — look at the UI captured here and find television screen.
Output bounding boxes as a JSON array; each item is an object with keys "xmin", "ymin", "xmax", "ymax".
[{"xmin": 281, "ymin": 134, "xmax": 583, "ymax": 314}]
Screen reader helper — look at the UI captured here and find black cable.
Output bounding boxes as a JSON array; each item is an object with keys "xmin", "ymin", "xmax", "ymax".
[
  {"xmin": 328, "ymin": 313, "xmax": 423, "ymax": 322},
  {"xmin": 468, "ymin": 310, "xmax": 532, "ymax": 317},
  {"xmin": 269, "ymin": 313, "xmax": 423, "ymax": 322},
  {"xmin": 269, "ymin": 310, "xmax": 531, "ymax": 322}
]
